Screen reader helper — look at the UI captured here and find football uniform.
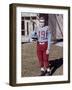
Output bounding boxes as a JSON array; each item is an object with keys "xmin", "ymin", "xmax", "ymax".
[
  {"xmin": 29, "ymin": 16, "xmax": 52, "ymax": 75},
  {"xmin": 33, "ymin": 26, "xmax": 51, "ymax": 68}
]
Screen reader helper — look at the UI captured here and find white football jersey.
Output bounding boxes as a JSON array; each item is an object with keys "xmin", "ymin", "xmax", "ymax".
[{"xmin": 36, "ymin": 26, "xmax": 50, "ymax": 42}]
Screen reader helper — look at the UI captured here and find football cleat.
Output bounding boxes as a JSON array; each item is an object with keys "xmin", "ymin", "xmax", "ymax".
[{"xmin": 40, "ymin": 71, "xmax": 46, "ymax": 76}]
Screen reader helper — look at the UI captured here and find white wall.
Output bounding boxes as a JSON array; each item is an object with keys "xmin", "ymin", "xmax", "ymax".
[{"xmin": 0, "ymin": 0, "xmax": 72, "ymax": 90}]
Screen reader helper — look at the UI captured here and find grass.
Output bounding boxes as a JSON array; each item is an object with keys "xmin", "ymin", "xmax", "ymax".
[{"xmin": 21, "ymin": 42, "xmax": 63, "ymax": 77}]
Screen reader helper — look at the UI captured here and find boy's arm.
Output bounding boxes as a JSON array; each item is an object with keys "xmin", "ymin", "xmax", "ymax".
[{"xmin": 47, "ymin": 27, "xmax": 52, "ymax": 51}]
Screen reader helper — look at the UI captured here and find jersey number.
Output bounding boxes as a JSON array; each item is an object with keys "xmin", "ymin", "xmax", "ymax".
[{"xmin": 38, "ymin": 31, "xmax": 48, "ymax": 39}]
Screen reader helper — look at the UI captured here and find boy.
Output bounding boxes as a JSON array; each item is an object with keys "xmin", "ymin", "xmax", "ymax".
[{"xmin": 31, "ymin": 17, "xmax": 51, "ymax": 76}]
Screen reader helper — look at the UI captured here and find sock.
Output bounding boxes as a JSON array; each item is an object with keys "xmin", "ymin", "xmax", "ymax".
[
  {"xmin": 46, "ymin": 68, "xmax": 51, "ymax": 72},
  {"xmin": 41, "ymin": 67, "xmax": 45, "ymax": 71}
]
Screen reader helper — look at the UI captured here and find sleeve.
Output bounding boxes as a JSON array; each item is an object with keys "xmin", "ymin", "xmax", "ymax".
[{"xmin": 47, "ymin": 27, "xmax": 52, "ymax": 50}]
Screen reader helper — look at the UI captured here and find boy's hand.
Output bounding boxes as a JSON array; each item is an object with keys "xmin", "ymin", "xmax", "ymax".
[{"xmin": 46, "ymin": 49, "xmax": 49, "ymax": 54}]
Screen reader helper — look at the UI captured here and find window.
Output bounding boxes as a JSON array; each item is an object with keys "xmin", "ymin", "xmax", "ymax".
[{"xmin": 21, "ymin": 17, "xmax": 25, "ymax": 35}]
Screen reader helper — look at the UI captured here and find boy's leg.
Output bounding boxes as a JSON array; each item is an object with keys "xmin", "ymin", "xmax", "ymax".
[
  {"xmin": 43, "ymin": 51, "xmax": 49, "ymax": 68},
  {"xmin": 37, "ymin": 44, "xmax": 45, "ymax": 76},
  {"xmin": 43, "ymin": 52, "xmax": 51, "ymax": 75},
  {"xmin": 37, "ymin": 49, "xmax": 44, "ymax": 67},
  {"xmin": 43, "ymin": 43, "xmax": 51, "ymax": 75}
]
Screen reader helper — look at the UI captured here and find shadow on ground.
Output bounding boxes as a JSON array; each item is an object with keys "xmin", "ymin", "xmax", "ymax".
[{"xmin": 49, "ymin": 58, "xmax": 63, "ymax": 75}]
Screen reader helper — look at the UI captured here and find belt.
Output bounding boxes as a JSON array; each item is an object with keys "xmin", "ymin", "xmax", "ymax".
[{"xmin": 37, "ymin": 42, "xmax": 47, "ymax": 45}]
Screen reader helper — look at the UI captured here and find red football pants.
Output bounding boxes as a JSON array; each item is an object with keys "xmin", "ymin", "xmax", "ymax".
[{"xmin": 37, "ymin": 42, "xmax": 49, "ymax": 68}]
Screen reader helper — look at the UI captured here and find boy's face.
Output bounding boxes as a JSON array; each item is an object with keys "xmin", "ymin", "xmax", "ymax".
[{"xmin": 39, "ymin": 19, "xmax": 45, "ymax": 27}]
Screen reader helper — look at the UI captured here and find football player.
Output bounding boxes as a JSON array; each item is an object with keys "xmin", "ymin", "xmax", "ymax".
[{"xmin": 30, "ymin": 16, "xmax": 51, "ymax": 76}]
